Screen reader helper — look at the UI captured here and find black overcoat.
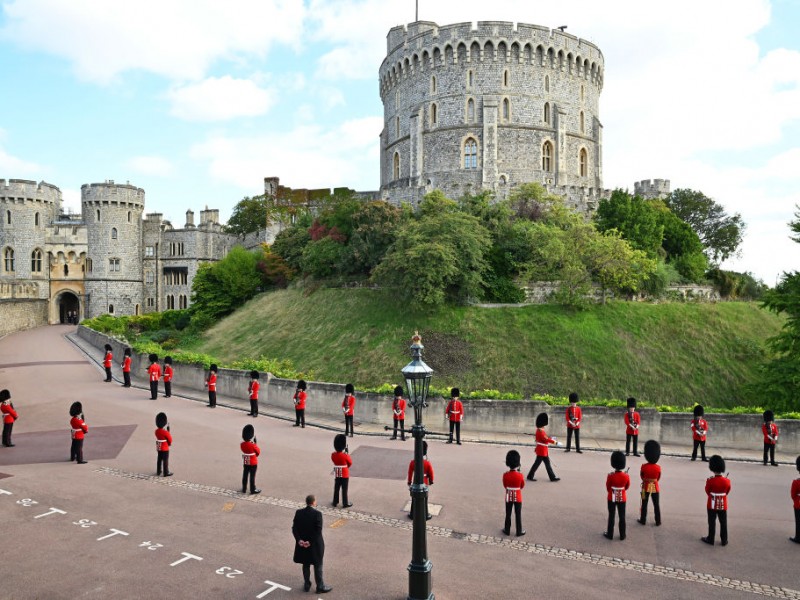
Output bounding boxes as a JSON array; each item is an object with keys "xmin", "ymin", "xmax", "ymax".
[{"xmin": 292, "ymin": 506, "xmax": 325, "ymax": 565}]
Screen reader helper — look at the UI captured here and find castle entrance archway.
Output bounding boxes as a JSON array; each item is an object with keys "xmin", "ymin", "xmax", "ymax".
[{"xmin": 57, "ymin": 291, "xmax": 80, "ymax": 324}]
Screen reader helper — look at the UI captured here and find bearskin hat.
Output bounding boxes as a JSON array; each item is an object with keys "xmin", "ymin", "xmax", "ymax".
[
  {"xmin": 610, "ymin": 450, "xmax": 626, "ymax": 471},
  {"xmin": 644, "ymin": 440, "xmax": 661, "ymax": 464},
  {"xmin": 394, "ymin": 385, "xmax": 404, "ymax": 397},
  {"xmin": 242, "ymin": 424, "xmax": 255, "ymax": 442},
  {"xmin": 709, "ymin": 455, "xmax": 725, "ymax": 474},
  {"xmin": 693, "ymin": 405, "xmax": 704, "ymax": 418},
  {"xmin": 124, "ymin": 347, "xmax": 131, "ymax": 356},
  {"xmin": 0, "ymin": 389, "xmax": 10, "ymax": 402},
  {"xmin": 345, "ymin": 383, "xmax": 354, "ymax": 394},
  {"xmin": 796, "ymin": 455, "xmax": 800, "ymax": 472},
  {"xmin": 627, "ymin": 397, "xmax": 637, "ymax": 409},
  {"xmin": 569, "ymin": 392, "xmax": 579, "ymax": 404},
  {"xmin": 333, "ymin": 433, "xmax": 347, "ymax": 452},
  {"xmin": 155, "ymin": 412, "xmax": 168, "ymax": 428},
  {"xmin": 763, "ymin": 410, "xmax": 774, "ymax": 422},
  {"xmin": 451, "ymin": 388, "xmax": 460, "ymax": 398},
  {"xmin": 164, "ymin": 356, "xmax": 172, "ymax": 365},
  {"xmin": 209, "ymin": 364, "xmax": 218, "ymax": 373},
  {"xmin": 506, "ymin": 450, "xmax": 521, "ymax": 469},
  {"xmin": 297, "ymin": 379, "xmax": 307, "ymax": 390},
  {"xmin": 536, "ymin": 412, "xmax": 549, "ymax": 428},
  {"xmin": 69, "ymin": 401, "xmax": 83, "ymax": 417},
  {"xmin": 104, "ymin": 344, "xmax": 112, "ymax": 351},
  {"xmin": 149, "ymin": 353, "xmax": 158, "ymax": 363},
  {"xmin": 250, "ymin": 370, "xmax": 259, "ymax": 380}
]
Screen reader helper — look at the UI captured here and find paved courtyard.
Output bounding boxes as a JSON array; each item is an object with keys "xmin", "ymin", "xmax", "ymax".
[{"xmin": 0, "ymin": 325, "xmax": 798, "ymax": 599}]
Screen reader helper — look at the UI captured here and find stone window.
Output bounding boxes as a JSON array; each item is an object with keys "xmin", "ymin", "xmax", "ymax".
[
  {"xmin": 96, "ymin": 209, "xmax": 100, "ymax": 221},
  {"xmin": 502, "ymin": 98, "xmax": 510, "ymax": 121},
  {"xmin": 3, "ymin": 247, "xmax": 14, "ymax": 272},
  {"xmin": 503, "ymin": 69, "xmax": 509, "ymax": 87},
  {"xmin": 31, "ymin": 249, "xmax": 43, "ymax": 273},
  {"xmin": 109, "ymin": 258, "xmax": 121, "ymax": 272},
  {"xmin": 135, "ymin": 304, "xmax": 140, "ymax": 316},
  {"xmin": 86, "ymin": 258, "xmax": 92, "ymax": 272},
  {"xmin": 35, "ymin": 212, "xmax": 40, "ymax": 227},
  {"xmin": 463, "ymin": 138, "xmax": 478, "ymax": 169},
  {"xmin": 431, "ymin": 75, "xmax": 437, "ymax": 94},
  {"xmin": 167, "ymin": 295, "xmax": 175, "ymax": 310},
  {"xmin": 128, "ymin": 211, "xmax": 132, "ymax": 223},
  {"xmin": 145, "ymin": 271, "xmax": 154, "ymax": 284},
  {"xmin": 544, "ymin": 75, "xmax": 549, "ymax": 92},
  {"xmin": 108, "ymin": 304, "xmax": 114, "ymax": 314},
  {"xmin": 466, "ymin": 70, "xmax": 473, "ymax": 89},
  {"xmin": 5, "ymin": 210, "xmax": 10, "ymax": 225},
  {"xmin": 169, "ymin": 242, "xmax": 185, "ymax": 256},
  {"xmin": 395, "ymin": 90, "xmax": 399, "ymax": 109},
  {"xmin": 542, "ymin": 141, "xmax": 553, "ymax": 172},
  {"xmin": 179, "ymin": 295, "xmax": 188, "ymax": 309},
  {"xmin": 146, "ymin": 297, "xmax": 155, "ymax": 308},
  {"xmin": 544, "ymin": 102, "xmax": 550, "ymax": 125},
  {"xmin": 430, "ymin": 102, "xmax": 438, "ymax": 126},
  {"xmin": 111, "ymin": 227, "xmax": 118, "ymax": 240},
  {"xmin": 580, "ymin": 111, "xmax": 585, "ymax": 134},
  {"xmin": 466, "ymin": 98, "xmax": 475, "ymax": 123},
  {"xmin": 393, "ymin": 152, "xmax": 400, "ymax": 180},
  {"xmin": 395, "ymin": 116, "xmax": 400, "ymax": 138},
  {"xmin": 580, "ymin": 148, "xmax": 588, "ymax": 177},
  {"xmin": 145, "ymin": 246, "xmax": 155, "ymax": 257}
]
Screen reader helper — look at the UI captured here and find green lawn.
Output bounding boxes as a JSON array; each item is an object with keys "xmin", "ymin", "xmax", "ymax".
[{"xmin": 187, "ymin": 288, "xmax": 782, "ymax": 408}]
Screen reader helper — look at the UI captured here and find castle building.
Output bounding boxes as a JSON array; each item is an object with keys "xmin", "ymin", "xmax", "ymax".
[{"xmin": 380, "ymin": 21, "xmax": 608, "ymax": 210}]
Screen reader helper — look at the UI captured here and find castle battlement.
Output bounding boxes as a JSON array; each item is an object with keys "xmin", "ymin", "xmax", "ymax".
[
  {"xmin": 0, "ymin": 179, "xmax": 62, "ymax": 205},
  {"xmin": 81, "ymin": 180, "xmax": 145, "ymax": 206},
  {"xmin": 381, "ymin": 20, "xmax": 603, "ymax": 98},
  {"xmin": 634, "ymin": 179, "xmax": 671, "ymax": 199}
]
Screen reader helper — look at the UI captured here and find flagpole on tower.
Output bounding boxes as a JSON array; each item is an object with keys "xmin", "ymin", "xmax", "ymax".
[{"xmin": 415, "ymin": 0, "xmax": 418, "ymax": 22}]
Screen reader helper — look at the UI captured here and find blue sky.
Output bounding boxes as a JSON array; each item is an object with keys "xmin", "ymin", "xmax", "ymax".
[{"xmin": 1, "ymin": 0, "xmax": 798, "ymax": 284}]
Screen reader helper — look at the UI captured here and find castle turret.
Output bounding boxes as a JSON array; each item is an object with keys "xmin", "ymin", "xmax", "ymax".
[
  {"xmin": 185, "ymin": 209, "xmax": 195, "ymax": 229},
  {"xmin": 634, "ymin": 179, "xmax": 671, "ymax": 200}
]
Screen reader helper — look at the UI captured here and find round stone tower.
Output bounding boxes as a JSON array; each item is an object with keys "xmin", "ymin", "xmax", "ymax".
[
  {"xmin": 379, "ymin": 21, "xmax": 605, "ymax": 210},
  {"xmin": 82, "ymin": 181, "xmax": 145, "ymax": 317}
]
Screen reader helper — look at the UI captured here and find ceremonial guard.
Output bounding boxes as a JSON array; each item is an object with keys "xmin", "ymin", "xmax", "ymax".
[
  {"xmin": 527, "ymin": 412, "xmax": 560, "ymax": 482},
  {"xmin": 702, "ymin": 455, "xmax": 731, "ymax": 545},
  {"xmin": 565, "ymin": 392, "xmax": 582, "ymax": 453},
  {"xmin": 205, "ymin": 364, "xmax": 218, "ymax": 408},
  {"xmin": 407, "ymin": 440, "xmax": 434, "ymax": 520},
  {"xmin": 791, "ymin": 456, "xmax": 800, "ymax": 543},
  {"xmin": 445, "ymin": 388, "xmax": 464, "ymax": 445},
  {"xmin": 69, "ymin": 401, "xmax": 88, "ymax": 464},
  {"xmin": 691, "ymin": 405, "xmax": 709, "ymax": 461},
  {"xmin": 147, "ymin": 354, "xmax": 161, "ymax": 400},
  {"xmin": 103, "ymin": 344, "xmax": 113, "ymax": 382},
  {"xmin": 638, "ymin": 440, "xmax": 662, "ymax": 526},
  {"xmin": 604, "ymin": 450, "xmax": 630, "ymax": 540},
  {"xmin": 292, "ymin": 494, "xmax": 332, "ymax": 593},
  {"xmin": 121, "ymin": 347, "xmax": 132, "ymax": 388},
  {"xmin": 342, "ymin": 383, "xmax": 355, "ymax": 437},
  {"xmin": 163, "ymin": 356, "xmax": 173, "ymax": 398},
  {"xmin": 155, "ymin": 412, "xmax": 173, "ymax": 477},
  {"xmin": 624, "ymin": 397, "xmax": 641, "ymax": 456},
  {"xmin": 391, "ymin": 385, "xmax": 406, "ymax": 441},
  {"xmin": 1, "ymin": 389, "xmax": 18, "ymax": 447},
  {"xmin": 762, "ymin": 410, "xmax": 779, "ymax": 466},
  {"xmin": 331, "ymin": 434, "xmax": 352, "ymax": 507},
  {"xmin": 248, "ymin": 371, "xmax": 260, "ymax": 417},
  {"xmin": 293, "ymin": 380, "xmax": 307, "ymax": 427},
  {"xmin": 503, "ymin": 449, "xmax": 526, "ymax": 537},
  {"xmin": 240, "ymin": 424, "xmax": 261, "ymax": 494}
]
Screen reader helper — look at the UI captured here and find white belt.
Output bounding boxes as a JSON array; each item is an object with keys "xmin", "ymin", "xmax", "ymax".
[
  {"xmin": 505, "ymin": 487, "xmax": 520, "ymax": 491},
  {"xmin": 536, "ymin": 442, "xmax": 548, "ymax": 446}
]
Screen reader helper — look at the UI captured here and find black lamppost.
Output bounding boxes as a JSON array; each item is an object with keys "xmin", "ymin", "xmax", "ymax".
[{"xmin": 402, "ymin": 331, "xmax": 434, "ymax": 600}]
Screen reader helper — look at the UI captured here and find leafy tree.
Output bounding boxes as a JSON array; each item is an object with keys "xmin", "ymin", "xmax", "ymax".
[
  {"xmin": 665, "ymin": 188, "xmax": 745, "ymax": 264},
  {"xmin": 706, "ymin": 268, "xmax": 767, "ymax": 300},
  {"xmin": 190, "ymin": 247, "xmax": 262, "ymax": 325},
  {"xmin": 301, "ymin": 237, "xmax": 349, "ymax": 278},
  {"xmin": 257, "ymin": 248, "xmax": 294, "ymax": 289},
  {"xmin": 509, "ymin": 183, "xmax": 572, "ymax": 226},
  {"xmin": 271, "ymin": 213, "xmax": 313, "ymax": 271},
  {"xmin": 347, "ymin": 201, "xmax": 405, "ymax": 275},
  {"xmin": 641, "ymin": 261, "xmax": 682, "ymax": 298},
  {"xmin": 224, "ymin": 195, "xmax": 271, "ymax": 235},
  {"xmin": 595, "ymin": 190, "xmax": 664, "ymax": 258},
  {"xmin": 587, "ymin": 230, "xmax": 656, "ymax": 302}
]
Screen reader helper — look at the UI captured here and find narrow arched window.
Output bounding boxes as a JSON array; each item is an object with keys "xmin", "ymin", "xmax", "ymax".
[
  {"xmin": 393, "ymin": 152, "xmax": 400, "ymax": 179},
  {"xmin": 35, "ymin": 212, "xmax": 40, "ymax": 227},
  {"xmin": 108, "ymin": 304, "xmax": 114, "ymax": 314},
  {"xmin": 3, "ymin": 247, "xmax": 14, "ymax": 272},
  {"xmin": 463, "ymin": 138, "xmax": 478, "ymax": 169},
  {"xmin": 544, "ymin": 102, "xmax": 550, "ymax": 125},
  {"xmin": 96, "ymin": 209, "xmax": 100, "ymax": 221},
  {"xmin": 5, "ymin": 210, "xmax": 10, "ymax": 225},
  {"xmin": 502, "ymin": 98, "xmax": 510, "ymax": 121},
  {"xmin": 395, "ymin": 116, "xmax": 400, "ymax": 137},
  {"xmin": 503, "ymin": 70, "xmax": 509, "ymax": 87},
  {"xmin": 467, "ymin": 98, "xmax": 475, "ymax": 123},
  {"xmin": 579, "ymin": 149, "xmax": 588, "ymax": 177},
  {"xmin": 580, "ymin": 111, "xmax": 585, "ymax": 134},
  {"xmin": 544, "ymin": 75, "xmax": 549, "ymax": 92},
  {"xmin": 431, "ymin": 75, "xmax": 437, "ymax": 94},
  {"xmin": 31, "ymin": 249, "xmax": 43, "ymax": 273},
  {"xmin": 111, "ymin": 227, "xmax": 118, "ymax": 240},
  {"xmin": 127, "ymin": 211, "xmax": 131, "ymax": 223},
  {"xmin": 466, "ymin": 70, "xmax": 473, "ymax": 88},
  {"xmin": 430, "ymin": 102, "xmax": 438, "ymax": 126},
  {"xmin": 542, "ymin": 141, "xmax": 553, "ymax": 172}
]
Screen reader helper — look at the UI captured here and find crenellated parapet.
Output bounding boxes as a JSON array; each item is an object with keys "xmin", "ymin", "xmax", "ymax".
[
  {"xmin": 0, "ymin": 178, "xmax": 62, "ymax": 206},
  {"xmin": 634, "ymin": 179, "xmax": 671, "ymax": 200},
  {"xmin": 81, "ymin": 180, "xmax": 145, "ymax": 208}
]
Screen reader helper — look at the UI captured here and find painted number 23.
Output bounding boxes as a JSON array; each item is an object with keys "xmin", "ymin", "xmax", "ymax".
[{"xmin": 215, "ymin": 566, "xmax": 243, "ymax": 579}]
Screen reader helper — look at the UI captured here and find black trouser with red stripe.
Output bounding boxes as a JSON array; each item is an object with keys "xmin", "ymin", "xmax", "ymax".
[
  {"xmin": 504, "ymin": 502, "xmax": 523, "ymax": 535},
  {"xmin": 448, "ymin": 421, "xmax": 461, "ymax": 443},
  {"xmin": 70, "ymin": 438, "xmax": 84, "ymax": 462},
  {"xmin": 295, "ymin": 409, "xmax": 305, "ymax": 426},
  {"xmin": 164, "ymin": 381, "xmax": 172, "ymax": 397},
  {"xmin": 104, "ymin": 367, "xmax": 112, "ymax": 382},
  {"xmin": 333, "ymin": 477, "xmax": 349, "ymax": 506},
  {"xmin": 150, "ymin": 380, "xmax": 158, "ymax": 400},
  {"xmin": 763, "ymin": 443, "xmax": 776, "ymax": 464},
  {"xmin": 626, "ymin": 434, "xmax": 639, "ymax": 455},
  {"xmin": 250, "ymin": 400, "xmax": 258, "ymax": 416},
  {"xmin": 692, "ymin": 439, "xmax": 706, "ymax": 460},
  {"xmin": 527, "ymin": 455, "xmax": 557, "ymax": 481},
  {"xmin": 123, "ymin": 372, "xmax": 131, "ymax": 387},
  {"xmin": 208, "ymin": 391, "xmax": 216, "ymax": 407},
  {"xmin": 344, "ymin": 415, "xmax": 354, "ymax": 436},
  {"xmin": 392, "ymin": 419, "xmax": 405, "ymax": 440}
]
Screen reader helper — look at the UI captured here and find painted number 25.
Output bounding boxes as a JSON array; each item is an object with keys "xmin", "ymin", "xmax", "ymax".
[{"xmin": 215, "ymin": 566, "xmax": 243, "ymax": 579}]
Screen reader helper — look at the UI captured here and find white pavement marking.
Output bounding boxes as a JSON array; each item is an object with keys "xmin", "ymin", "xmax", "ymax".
[{"xmin": 96, "ymin": 466, "xmax": 800, "ymax": 599}]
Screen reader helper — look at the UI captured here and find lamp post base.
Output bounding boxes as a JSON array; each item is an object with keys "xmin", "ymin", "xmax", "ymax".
[{"xmin": 408, "ymin": 559, "xmax": 434, "ymax": 600}]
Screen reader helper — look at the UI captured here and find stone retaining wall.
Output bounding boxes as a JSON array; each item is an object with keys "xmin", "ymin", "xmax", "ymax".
[{"xmin": 0, "ymin": 299, "xmax": 48, "ymax": 338}]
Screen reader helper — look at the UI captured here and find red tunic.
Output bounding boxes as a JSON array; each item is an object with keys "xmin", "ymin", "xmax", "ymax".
[
  {"xmin": 393, "ymin": 398, "xmax": 406, "ymax": 420},
  {"xmin": 446, "ymin": 399, "xmax": 464, "ymax": 422},
  {"xmin": 792, "ymin": 479, "xmax": 800, "ymax": 510},
  {"xmin": 70, "ymin": 416, "xmax": 88, "ymax": 440},
  {"xmin": 241, "ymin": 440, "xmax": 260, "ymax": 466},
  {"xmin": 103, "ymin": 351, "xmax": 113, "ymax": 368},
  {"xmin": 566, "ymin": 405, "xmax": 582, "ymax": 429},
  {"xmin": 408, "ymin": 459, "xmax": 434, "ymax": 485},
  {"xmin": 606, "ymin": 470, "xmax": 630, "ymax": 503},
  {"xmin": 122, "ymin": 356, "xmax": 131, "ymax": 373},
  {"xmin": 331, "ymin": 451, "xmax": 352, "ymax": 478},
  {"xmin": 624, "ymin": 411, "xmax": 641, "ymax": 435},
  {"xmin": 502, "ymin": 470, "xmax": 525, "ymax": 503},
  {"xmin": 206, "ymin": 372, "xmax": 217, "ymax": 392},
  {"xmin": 691, "ymin": 418, "xmax": 708, "ymax": 442},
  {"xmin": 163, "ymin": 365, "xmax": 173, "ymax": 383},
  {"xmin": 640, "ymin": 463, "xmax": 661, "ymax": 494},
  {"xmin": 705, "ymin": 474, "xmax": 731, "ymax": 510},
  {"xmin": 534, "ymin": 428, "xmax": 555, "ymax": 457},
  {"xmin": 294, "ymin": 390, "xmax": 306, "ymax": 410},
  {"xmin": 342, "ymin": 394, "xmax": 355, "ymax": 416},
  {"xmin": 1, "ymin": 402, "xmax": 18, "ymax": 424},
  {"xmin": 763, "ymin": 422, "xmax": 779, "ymax": 445},
  {"xmin": 148, "ymin": 363, "xmax": 162, "ymax": 382},
  {"xmin": 249, "ymin": 380, "xmax": 260, "ymax": 401},
  {"xmin": 155, "ymin": 427, "xmax": 172, "ymax": 452}
]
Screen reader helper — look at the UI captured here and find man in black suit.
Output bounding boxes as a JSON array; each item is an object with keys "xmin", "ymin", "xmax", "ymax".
[{"xmin": 292, "ymin": 494, "xmax": 332, "ymax": 594}]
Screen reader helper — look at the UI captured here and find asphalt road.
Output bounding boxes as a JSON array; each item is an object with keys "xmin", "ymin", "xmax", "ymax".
[{"xmin": 0, "ymin": 325, "xmax": 798, "ymax": 600}]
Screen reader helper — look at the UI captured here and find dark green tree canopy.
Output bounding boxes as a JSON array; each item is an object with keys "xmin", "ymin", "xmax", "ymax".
[
  {"xmin": 224, "ymin": 195, "xmax": 271, "ymax": 235},
  {"xmin": 595, "ymin": 190, "xmax": 664, "ymax": 257}
]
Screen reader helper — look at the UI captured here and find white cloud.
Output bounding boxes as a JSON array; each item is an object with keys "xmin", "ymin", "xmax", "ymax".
[
  {"xmin": 168, "ymin": 76, "xmax": 274, "ymax": 121},
  {"xmin": 0, "ymin": 128, "xmax": 42, "ymax": 174},
  {"xmin": 125, "ymin": 156, "xmax": 174, "ymax": 177},
  {"xmin": 61, "ymin": 188, "xmax": 81, "ymax": 215},
  {"xmin": 0, "ymin": 0, "xmax": 306, "ymax": 83}
]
